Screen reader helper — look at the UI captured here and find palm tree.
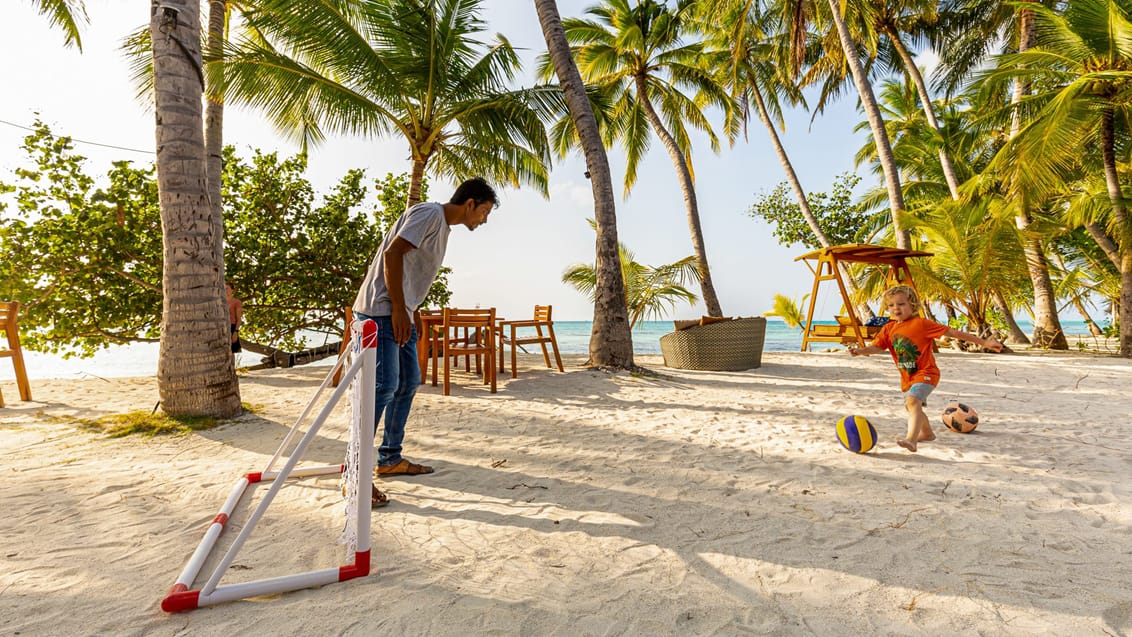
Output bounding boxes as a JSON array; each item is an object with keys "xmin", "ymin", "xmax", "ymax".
[
  {"xmin": 976, "ymin": 0, "xmax": 1132, "ymax": 356},
  {"xmin": 934, "ymin": 0, "xmax": 1067, "ymax": 348},
  {"xmin": 696, "ymin": 2, "xmax": 874, "ymax": 319},
  {"xmin": 897, "ymin": 197, "xmax": 1029, "ymax": 340},
  {"xmin": 867, "ymin": 0, "xmax": 965, "ymax": 198},
  {"xmin": 764, "ymin": 293, "xmax": 808, "ymax": 329},
  {"xmin": 699, "ymin": 4, "xmax": 833, "ymax": 248},
  {"xmin": 819, "ymin": 0, "xmax": 912, "ymax": 248},
  {"xmin": 534, "ymin": 0, "xmax": 634, "ymax": 369},
  {"xmin": 563, "ymin": 234, "xmax": 701, "ymax": 330},
  {"xmin": 853, "ymin": 77, "xmax": 1034, "ymax": 342},
  {"xmin": 28, "ymin": 0, "xmax": 87, "ymax": 50},
  {"xmin": 542, "ymin": 0, "xmax": 734, "ymax": 317},
  {"xmin": 150, "ymin": 0, "xmax": 242, "ymax": 416},
  {"xmin": 204, "ymin": 1, "xmax": 229, "ymax": 270},
  {"xmin": 216, "ymin": 0, "xmax": 553, "ymax": 209}
]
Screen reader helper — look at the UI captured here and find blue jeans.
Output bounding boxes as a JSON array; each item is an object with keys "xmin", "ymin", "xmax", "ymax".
[{"xmin": 355, "ymin": 313, "xmax": 420, "ymax": 466}]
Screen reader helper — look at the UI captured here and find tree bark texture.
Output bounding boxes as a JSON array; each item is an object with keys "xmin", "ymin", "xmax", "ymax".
[
  {"xmin": 886, "ymin": 29, "xmax": 962, "ymax": 200},
  {"xmin": 633, "ymin": 75, "xmax": 724, "ymax": 316},
  {"xmin": 992, "ymin": 289, "xmax": 1031, "ymax": 345},
  {"xmin": 1010, "ymin": 2, "xmax": 1066, "ymax": 349},
  {"xmin": 205, "ymin": 0, "xmax": 226, "ymax": 267},
  {"xmin": 151, "ymin": 0, "xmax": 242, "ymax": 416},
  {"xmin": 408, "ymin": 157, "xmax": 427, "ymax": 209},
  {"xmin": 534, "ymin": 0, "xmax": 634, "ymax": 368},
  {"xmin": 1100, "ymin": 107, "xmax": 1132, "ymax": 357}
]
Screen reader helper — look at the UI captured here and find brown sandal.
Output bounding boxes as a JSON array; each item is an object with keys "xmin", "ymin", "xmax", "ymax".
[
  {"xmin": 376, "ymin": 459, "xmax": 434, "ymax": 476},
  {"xmin": 372, "ymin": 484, "xmax": 390, "ymax": 508}
]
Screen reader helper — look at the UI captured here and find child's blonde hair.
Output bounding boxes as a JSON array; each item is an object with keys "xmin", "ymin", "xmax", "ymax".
[{"xmin": 882, "ymin": 285, "xmax": 921, "ymax": 311}]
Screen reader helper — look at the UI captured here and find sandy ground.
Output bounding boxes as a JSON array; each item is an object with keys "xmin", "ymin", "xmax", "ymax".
[{"xmin": 2, "ymin": 349, "xmax": 1131, "ymax": 636}]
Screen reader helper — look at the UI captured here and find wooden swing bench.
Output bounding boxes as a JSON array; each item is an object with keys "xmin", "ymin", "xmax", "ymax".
[
  {"xmin": 808, "ymin": 315, "xmax": 884, "ymax": 343},
  {"xmin": 795, "ymin": 244, "xmax": 932, "ymax": 351}
]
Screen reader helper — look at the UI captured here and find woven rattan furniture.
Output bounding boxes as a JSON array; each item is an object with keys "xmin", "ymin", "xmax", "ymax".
[{"xmin": 659, "ymin": 316, "xmax": 766, "ymax": 371}]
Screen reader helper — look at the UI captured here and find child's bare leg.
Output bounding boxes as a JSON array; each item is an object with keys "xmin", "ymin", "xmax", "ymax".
[
  {"xmin": 898, "ymin": 396, "xmax": 927, "ymax": 452},
  {"xmin": 918, "ymin": 422, "xmax": 936, "ymax": 442}
]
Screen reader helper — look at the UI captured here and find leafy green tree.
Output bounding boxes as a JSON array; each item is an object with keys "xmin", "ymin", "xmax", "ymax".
[
  {"xmin": 562, "ymin": 223, "xmax": 700, "ymax": 330},
  {"xmin": 0, "ymin": 124, "xmax": 162, "ymax": 356},
  {"xmin": 748, "ymin": 173, "xmax": 876, "ymax": 249},
  {"xmin": 540, "ymin": 0, "xmax": 735, "ymax": 317},
  {"xmin": 854, "ymin": 77, "xmax": 1033, "ymax": 343},
  {"xmin": 0, "ymin": 122, "xmax": 447, "ymax": 359},
  {"xmin": 215, "ymin": 0, "xmax": 553, "ymax": 209}
]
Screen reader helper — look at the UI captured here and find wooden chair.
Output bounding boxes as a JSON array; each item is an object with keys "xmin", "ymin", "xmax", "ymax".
[
  {"xmin": 0, "ymin": 301, "xmax": 33, "ymax": 407},
  {"xmin": 416, "ymin": 309, "xmax": 445, "ymax": 386},
  {"xmin": 437, "ymin": 307, "xmax": 496, "ymax": 396},
  {"xmin": 498, "ymin": 305, "xmax": 564, "ymax": 379}
]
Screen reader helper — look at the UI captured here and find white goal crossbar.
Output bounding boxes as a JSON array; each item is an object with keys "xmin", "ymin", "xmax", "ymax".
[{"xmin": 161, "ymin": 319, "xmax": 378, "ymax": 613}]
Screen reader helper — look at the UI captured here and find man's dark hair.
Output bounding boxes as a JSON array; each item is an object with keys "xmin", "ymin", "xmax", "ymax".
[{"xmin": 450, "ymin": 177, "xmax": 498, "ymax": 208}]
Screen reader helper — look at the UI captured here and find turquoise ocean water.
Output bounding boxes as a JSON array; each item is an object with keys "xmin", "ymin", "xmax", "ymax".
[{"xmin": 0, "ymin": 319, "xmax": 1098, "ymax": 380}]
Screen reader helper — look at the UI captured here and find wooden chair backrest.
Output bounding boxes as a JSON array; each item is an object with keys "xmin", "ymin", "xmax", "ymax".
[
  {"xmin": 1, "ymin": 301, "xmax": 21, "ymax": 351},
  {"xmin": 533, "ymin": 305, "xmax": 552, "ymax": 322},
  {"xmin": 443, "ymin": 307, "xmax": 496, "ymax": 338},
  {"xmin": 0, "ymin": 301, "xmax": 33, "ymax": 405}
]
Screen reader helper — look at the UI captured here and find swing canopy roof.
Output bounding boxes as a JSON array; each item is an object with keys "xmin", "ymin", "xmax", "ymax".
[{"xmin": 794, "ymin": 244, "xmax": 933, "ymax": 266}]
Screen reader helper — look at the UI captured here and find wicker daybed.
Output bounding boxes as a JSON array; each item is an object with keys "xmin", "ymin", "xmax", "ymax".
[{"xmin": 659, "ymin": 316, "xmax": 767, "ymax": 371}]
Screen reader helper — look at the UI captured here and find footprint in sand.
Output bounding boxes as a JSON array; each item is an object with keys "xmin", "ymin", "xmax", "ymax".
[{"xmin": 1102, "ymin": 600, "xmax": 1132, "ymax": 635}]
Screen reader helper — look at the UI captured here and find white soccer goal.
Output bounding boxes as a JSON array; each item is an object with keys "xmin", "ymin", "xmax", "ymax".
[{"xmin": 161, "ymin": 319, "xmax": 378, "ymax": 613}]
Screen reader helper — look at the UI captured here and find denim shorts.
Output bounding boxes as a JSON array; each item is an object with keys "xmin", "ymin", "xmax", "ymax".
[{"xmin": 904, "ymin": 382, "xmax": 935, "ymax": 405}]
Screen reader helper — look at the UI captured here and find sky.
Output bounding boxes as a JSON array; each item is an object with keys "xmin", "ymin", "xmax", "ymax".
[{"xmin": 1, "ymin": 0, "xmax": 878, "ymax": 323}]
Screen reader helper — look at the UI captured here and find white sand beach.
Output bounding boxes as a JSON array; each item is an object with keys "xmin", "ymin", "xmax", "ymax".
[{"xmin": 2, "ymin": 349, "xmax": 1131, "ymax": 636}]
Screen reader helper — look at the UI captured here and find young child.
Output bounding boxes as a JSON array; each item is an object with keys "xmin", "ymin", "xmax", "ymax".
[{"xmin": 849, "ymin": 285, "xmax": 1004, "ymax": 452}]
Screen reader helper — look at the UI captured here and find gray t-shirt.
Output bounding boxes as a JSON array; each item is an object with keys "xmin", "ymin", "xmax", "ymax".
[{"xmin": 352, "ymin": 201, "xmax": 451, "ymax": 318}]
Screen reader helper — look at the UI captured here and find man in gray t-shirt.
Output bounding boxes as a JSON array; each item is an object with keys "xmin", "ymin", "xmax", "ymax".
[{"xmin": 351, "ymin": 178, "xmax": 497, "ymax": 507}]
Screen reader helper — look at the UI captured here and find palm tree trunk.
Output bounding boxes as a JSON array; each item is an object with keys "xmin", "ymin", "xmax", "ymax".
[
  {"xmin": 1010, "ymin": 3, "xmax": 1066, "ymax": 350},
  {"xmin": 751, "ymin": 85, "xmax": 831, "ymax": 247},
  {"xmin": 750, "ymin": 82, "xmax": 872, "ymax": 317},
  {"xmin": 885, "ymin": 29, "xmax": 961, "ymax": 200},
  {"xmin": 1120, "ymin": 256, "xmax": 1132, "ymax": 356},
  {"xmin": 1086, "ymin": 222, "xmax": 1121, "ymax": 269},
  {"xmin": 152, "ymin": 0, "xmax": 241, "ymax": 417},
  {"xmin": 826, "ymin": 0, "xmax": 909, "ymax": 249},
  {"xmin": 1072, "ymin": 298, "xmax": 1105, "ymax": 337},
  {"xmin": 407, "ymin": 157, "xmax": 427, "ymax": 208},
  {"xmin": 992, "ymin": 289, "xmax": 1031, "ymax": 345},
  {"xmin": 535, "ymin": 0, "xmax": 634, "ymax": 368},
  {"xmin": 633, "ymin": 75, "xmax": 724, "ymax": 317},
  {"xmin": 1099, "ymin": 107, "xmax": 1132, "ymax": 357},
  {"xmin": 205, "ymin": 0, "xmax": 226, "ymax": 272}
]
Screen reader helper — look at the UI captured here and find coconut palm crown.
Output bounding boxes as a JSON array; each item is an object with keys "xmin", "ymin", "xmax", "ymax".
[{"xmin": 215, "ymin": 0, "xmax": 555, "ymax": 208}]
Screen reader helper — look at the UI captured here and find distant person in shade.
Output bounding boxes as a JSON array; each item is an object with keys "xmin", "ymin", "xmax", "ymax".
[
  {"xmin": 226, "ymin": 281, "xmax": 243, "ymax": 354},
  {"xmin": 352, "ymin": 177, "xmax": 498, "ymax": 507}
]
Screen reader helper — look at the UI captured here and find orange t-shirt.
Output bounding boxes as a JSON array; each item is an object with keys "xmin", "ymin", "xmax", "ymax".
[{"xmin": 870, "ymin": 317, "xmax": 948, "ymax": 391}]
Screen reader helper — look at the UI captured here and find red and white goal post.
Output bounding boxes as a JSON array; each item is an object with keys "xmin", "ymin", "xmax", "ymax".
[{"xmin": 161, "ymin": 319, "xmax": 378, "ymax": 613}]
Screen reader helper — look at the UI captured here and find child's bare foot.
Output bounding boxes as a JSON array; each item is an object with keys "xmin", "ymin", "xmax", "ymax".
[
  {"xmin": 918, "ymin": 429, "xmax": 936, "ymax": 442},
  {"xmin": 896, "ymin": 438, "xmax": 917, "ymax": 452}
]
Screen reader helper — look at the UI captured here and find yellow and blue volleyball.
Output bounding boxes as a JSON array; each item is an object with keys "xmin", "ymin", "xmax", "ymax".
[{"xmin": 836, "ymin": 415, "xmax": 877, "ymax": 453}]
